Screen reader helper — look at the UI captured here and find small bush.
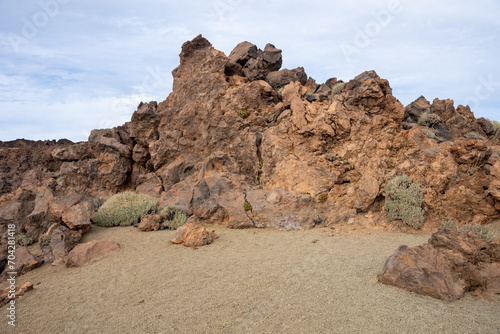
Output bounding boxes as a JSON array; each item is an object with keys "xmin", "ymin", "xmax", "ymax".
[
  {"xmin": 238, "ymin": 109, "xmax": 250, "ymax": 119},
  {"xmin": 161, "ymin": 205, "xmax": 188, "ymax": 229},
  {"xmin": 489, "ymin": 119, "xmax": 500, "ymax": 130},
  {"xmin": 384, "ymin": 175, "xmax": 425, "ymax": 229},
  {"xmin": 92, "ymin": 192, "xmax": 158, "ymax": 227},
  {"xmin": 243, "ymin": 201, "xmax": 253, "ymax": 212},
  {"xmin": 464, "ymin": 132, "xmax": 479, "ymax": 138},
  {"xmin": 440, "ymin": 220, "xmax": 493, "ymax": 240},
  {"xmin": 417, "ymin": 112, "xmax": 441, "ymax": 127},
  {"xmin": 331, "ymin": 82, "xmax": 345, "ymax": 97},
  {"xmin": 276, "ymin": 87, "xmax": 284, "ymax": 100},
  {"xmin": 461, "ymin": 224, "xmax": 493, "ymax": 240},
  {"xmin": 39, "ymin": 235, "xmax": 52, "ymax": 247},
  {"xmin": 16, "ymin": 235, "xmax": 33, "ymax": 247},
  {"xmin": 318, "ymin": 193, "xmax": 328, "ymax": 203}
]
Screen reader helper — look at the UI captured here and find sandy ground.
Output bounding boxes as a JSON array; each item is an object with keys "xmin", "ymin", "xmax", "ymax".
[{"xmin": 1, "ymin": 222, "xmax": 500, "ymax": 334}]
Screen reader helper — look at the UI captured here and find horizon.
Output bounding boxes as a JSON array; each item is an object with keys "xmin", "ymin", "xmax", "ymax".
[{"xmin": 1, "ymin": 0, "xmax": 499, "ymax": 142}]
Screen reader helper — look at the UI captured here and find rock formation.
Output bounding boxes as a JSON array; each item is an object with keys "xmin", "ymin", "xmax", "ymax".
[
  {"xmin": 1, "ymin": 35, "xmax": 500, "ymax": 277},
  {"xmin": 378, "ymin": 228, "xmax": 500, "ymax": 301}
]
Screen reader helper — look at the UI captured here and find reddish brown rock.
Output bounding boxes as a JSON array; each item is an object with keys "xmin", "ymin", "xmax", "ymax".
[
  {"xmin": 378, "ymin": 228, "xmax": 499, "ymax": 301},
  {"xmin": 42, "ymin": 225, "xmax": 82, "ymax": 264},
  {"xmin": 137, "ymin": 214, "xmax": 162, "ymax": 232},
  {"xmin": 66, "ymin": 240, "xmax": 120, "ymax": 267},
  {"xmin": 490, "ymin": 162, "xmax": 500, "ymax": 201},
  {"xmin": 170, "ymin": 217, "xmax": 218, "ymax": 247},
  {"xmin": 1, "ymin": 247, "xmax": 42, "ymax": 281},
  {"xmin": 0, "ymin": 282, "xmax": 34, "ymax": 307}
]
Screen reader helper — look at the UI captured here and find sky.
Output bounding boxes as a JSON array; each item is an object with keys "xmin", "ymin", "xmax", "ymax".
[{"xmin": 0, "ymin": 0, "xmax": 499, "ymax": 142}]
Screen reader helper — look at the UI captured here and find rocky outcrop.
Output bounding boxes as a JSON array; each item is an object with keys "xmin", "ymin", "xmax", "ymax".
[
  {"xmin": 170, "ymin": 217, "xmax": 218, "ymax": 247},
  {"xmin": 0, "ymin": 246, "xmax": 42, "ymax": 281},
  {"xmin": 378, "ymin": 228, "xmax": 500, "ymax": 301},
  {"xmin": 0, "ymin": 35, "xmax": 499, "ymax": 266},
  {"xmin": 66, "ymin": 240, "xmax": 120, "ymax": 267}
]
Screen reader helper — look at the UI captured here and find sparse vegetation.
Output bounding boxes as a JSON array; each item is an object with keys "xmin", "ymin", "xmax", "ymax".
[
  {"xmin": 16, "ymin": 235, "xmax": 33, "ymax": 247},
  {"xmin": 464, "ymin": 132, "xmax": 479, "ymax": 138},
  {"xmin": 489, "ymin": 119, "xmax": 500, "ymax": 130},
  {"xmin": 238, "ymin": 109, "xmax": 251, "ymax": 119},
  {"xmin": 331, "ymin": 82, "xmax": 345, "ymax": 97},
  {"xmin": 384, "ymin": 175, "xmax": 425, "ymax": 229},
  {"xmin": 325, "ymin": 153, "xmax": 336, "ymax": 162},
  {"xmin": 276, "ymin": 87, "xmax": 284, "ymax": 100},
  {"xmin": 161, "ymin": 205, "xmax": 188, "ymax": 229},
  {"xmin": 440, "ymin": 220, "xmax": 493, "ymax": 240},
  {"xmin": 243, "ymin": 201, "xmax": 253, "ymax": 212},
  {"xmin": 318, "ymin": 193, "xmax": 328, "ymax": 203},
  {"xmin": 92, "ymin": 192, "xmax": 158, "ymax": 227},
  {"xmin": 417, "ymin": 112, "xmax": 441, "ymax": 127},
  {"xmin": 39, "ymin": 235, "xmax": 51, "ymax": 247}
]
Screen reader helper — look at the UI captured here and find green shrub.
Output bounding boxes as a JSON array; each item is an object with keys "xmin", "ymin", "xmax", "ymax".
[
  {"xmin": 460, "ymin": 224, "xmax": 493, "ymax": 240},
  {"xmin": 276, "ymin": 87, "xmax": 284, "ymax": 100},
  {"xmin": 92, "ymin": 192, "xmax": 158, "ymax": 227},
  {"xmin": 161, "ymin": 205, "xmax": 188, "ymax": 229},
  {"xmin": 464, "ymin": 132, "xmax": 479, "ymax": 138},
  {"xmin": 331, "ymin": 82, "xmax": 345, "ymax": 97},
  {"xmin": 238, "ymin": 109, "xmax": 250, "ymax": 119},
  {"xmin": 243, "ymin": 201, "xmax": 253, "ymax": 212},
  {"xmin": 384, "ymin": 175, "xmax": 425, "ymax": 229},
  {"xmin": 16, "ymin": 235, "xmax": 33, "ymax": 247},
  {"xmin": 440, "ymin": 220, "xmax": 493, "ymax": 240},
  {"xmin": 325, "ymin": 153, "xmax": 336, "ymax": 162},
  {"xmin": 489, "ymin": 119, "xmax": 500, "ymax": 130},
  {"xmin": 39, "ymin": 235, "xmax": 51, "ymax": 247},
  {"xmin": 417, "ymin": 112, "xmax": 441, "ymax": 127},
  {"xmin": 318, "ymin": 193, "xmax": 328, "ymax": 203}
]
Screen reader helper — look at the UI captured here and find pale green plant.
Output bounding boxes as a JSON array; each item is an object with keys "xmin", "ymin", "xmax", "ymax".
[
  {"xmin": 464, "ymin": 132, "xmax": 479, "ymax": 138},
  {"xmin": 417, "ymin": 112, "xmax": 441, "ymax": 127},
  {"xmin": 331, "ymin": 82, "xmax": 345, "ymax": 97},
  {"xmin": 161, "ymin": 205, "xmax": 188, "ymax": 229},
  {"xmin": 92, "ymin": 192, "xmax": 158, "ymax": 227},
  {"xmin": 16, "ymin": 235, "xmax": 33, "ymax": 246},
  {"xmin": 384, "ymin": 175, "xmax": 425, "ymax": 228}
]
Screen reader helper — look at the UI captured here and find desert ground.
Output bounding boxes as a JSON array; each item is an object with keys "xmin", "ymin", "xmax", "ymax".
[{"xmin": 2, "ymin": 222, "xmax": 500, "ymax": 334}]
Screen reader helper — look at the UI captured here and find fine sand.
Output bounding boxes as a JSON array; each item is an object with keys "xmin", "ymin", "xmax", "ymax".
[{"xmin": 2, "ymin": 223, "xmax": 500, "ymax": 334}]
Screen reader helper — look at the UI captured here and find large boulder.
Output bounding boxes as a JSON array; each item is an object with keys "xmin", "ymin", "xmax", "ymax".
[
  {"xmin": 378, "ymin": 228, "xmax": 500, "ymax": 301},
  {"xmin": 265, "ymin": 67, "xmax": 307, "ymax": 89},
  {"xmin": 66, "ymin": 240, "xmax": 120, "ymax": 267},
  {"xmin": 42, "ymin": 225, "xmax": 83, "ymax": 264}
]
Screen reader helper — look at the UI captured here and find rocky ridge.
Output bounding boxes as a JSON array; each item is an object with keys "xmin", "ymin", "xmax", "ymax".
[{"xmin": 1, "ymin": 35, "xmax": 500, "ymax": 276}]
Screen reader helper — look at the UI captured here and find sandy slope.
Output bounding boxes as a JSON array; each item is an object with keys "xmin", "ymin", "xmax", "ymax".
[{"xmin": 1, "ymin": 223, "xmax": 500, "ymax": 334}]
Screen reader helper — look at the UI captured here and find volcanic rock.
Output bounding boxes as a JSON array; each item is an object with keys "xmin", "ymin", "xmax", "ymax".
[
  {"xmin": 170, "ymin": 217, "xmax": 218, "ymax": 247},
  {"xmin": 0, "ymin": 247, "xmax": 42, "ymax": 281},
  {"xmin": 66, "ymin": 240, "xmax": 120, "ymax": 267},
  {"xmin": 378, "ymin": 227, "xmax": 500, "ymax": 301},
  {"xmin": 0, "ymin": 282, "xmax": 34, "ymax": 307},
  {"xmin": 137, "ymin": 214, "xmax": 162, "ymax": 232}
]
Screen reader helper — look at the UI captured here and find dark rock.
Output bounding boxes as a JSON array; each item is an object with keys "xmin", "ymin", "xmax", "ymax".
[
  {"xmin": 477, "ymin": 117, "xmax": 496, "ymax": 136},
  {"xmin": 265, "ymin": 67, "xmax": 307, "ymax": 89}
]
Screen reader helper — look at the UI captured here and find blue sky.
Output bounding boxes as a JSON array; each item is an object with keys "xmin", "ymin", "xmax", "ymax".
[{"xmin": 0, "ymin": 0, "xmax": 499, "ymax": 142}]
